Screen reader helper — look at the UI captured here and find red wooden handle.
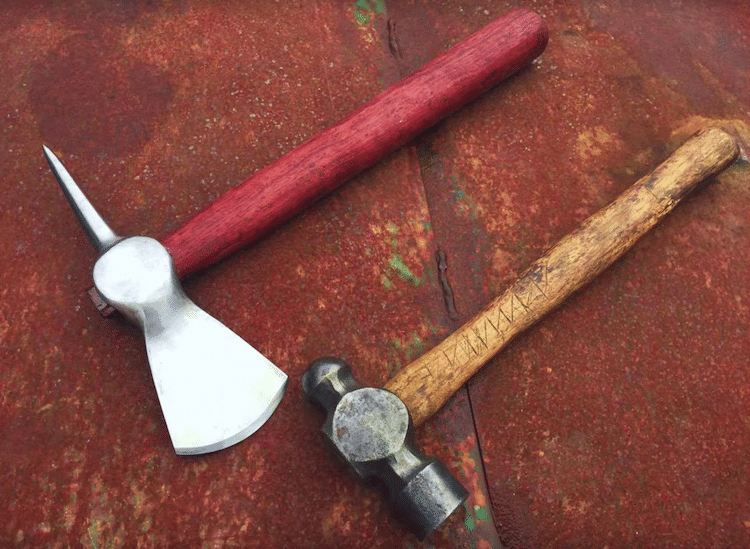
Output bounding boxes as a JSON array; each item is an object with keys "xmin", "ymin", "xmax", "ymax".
[{"xmin": 162, "ymin": 8, "xmax": 548, "ymax": 278}]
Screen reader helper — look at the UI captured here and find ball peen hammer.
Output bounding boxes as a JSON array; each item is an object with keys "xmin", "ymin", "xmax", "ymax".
[
  {"xmin": 303, "ymin": 128, "xmax": 740, "ymax": 539},
  {"xmin": 89, "ymin": 8, "xmax": 549, "ymax": 312}
]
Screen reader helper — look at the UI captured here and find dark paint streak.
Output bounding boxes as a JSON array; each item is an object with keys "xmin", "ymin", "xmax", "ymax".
[
  {"xmin": 436, "ymin": 248, "xmax": 459, "ymax": 321},
  {"xmin": 387, "ymin": 19, "xmax": 403, "ymax": 60}
]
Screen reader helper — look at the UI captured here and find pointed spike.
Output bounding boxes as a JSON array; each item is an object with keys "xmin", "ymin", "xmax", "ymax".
[{"xmin": 43, "ymin": 146, "xmax": 120, "ymax": 253}]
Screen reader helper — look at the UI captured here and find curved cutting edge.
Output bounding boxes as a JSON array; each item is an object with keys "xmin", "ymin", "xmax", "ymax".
[
  {"xmin": 93, "ymin": 237, "xmax": 288, "ymax": 455},
  {"xmin": 146, "ymin": 302, "xmax": 288, "ymax": 456}
]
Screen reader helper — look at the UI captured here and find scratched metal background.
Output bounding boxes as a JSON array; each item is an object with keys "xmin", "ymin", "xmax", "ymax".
[{"xmin": 1, "ymin": 1, "xmax": 749, "ymax": 548}]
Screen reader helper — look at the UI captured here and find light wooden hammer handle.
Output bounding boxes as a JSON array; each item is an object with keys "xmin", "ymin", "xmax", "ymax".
[{"xmin": 385, "ymin": 128, "xmax": 739, "ymax": 427}]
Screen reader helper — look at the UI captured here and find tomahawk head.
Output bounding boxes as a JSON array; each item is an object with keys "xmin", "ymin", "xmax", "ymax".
[{"xmin": 44, "ymin": 146, "xmax": 287, "ymax": 455}]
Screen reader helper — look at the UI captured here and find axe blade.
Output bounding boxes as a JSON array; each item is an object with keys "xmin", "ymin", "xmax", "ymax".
[
  {"xmin": 88, "ymin": 236, "xmax": 289, "ymax": 456},
  {"xmin": 145, "ymin": 298, "xmax": 288, "ymax": 455}
]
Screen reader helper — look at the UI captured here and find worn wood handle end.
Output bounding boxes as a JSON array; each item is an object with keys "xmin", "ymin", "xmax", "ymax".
[{"xmin": 386, "ymin": 127, "xmax": 739, "ymax": 427}]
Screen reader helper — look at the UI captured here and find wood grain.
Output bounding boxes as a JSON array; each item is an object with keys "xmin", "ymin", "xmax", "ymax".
[
  {"xmin": 161, "ymin": 8, "xmax": 548, "ymax": 278},
  {"xmin": 384, "ymin": 128, "xmax": 739, "ymax": 427}
]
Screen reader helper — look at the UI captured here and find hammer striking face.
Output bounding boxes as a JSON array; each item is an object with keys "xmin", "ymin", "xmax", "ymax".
[
  {"xmin": 44, "ymin": 146, "xmax": 288, "ymax": 455},
  {"xmin": 302, "ymin": 358, "xmax": 468, "ymax": 540}
]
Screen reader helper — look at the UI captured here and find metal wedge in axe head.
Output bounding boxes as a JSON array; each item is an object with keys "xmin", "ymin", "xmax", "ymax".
[
  {"xmin": 43, "ymin": 146, "xmax": 288, "ymax": 455},
  {"xmin": 303, "ymin": 128, "xmax": 740, "ymax": 539}
]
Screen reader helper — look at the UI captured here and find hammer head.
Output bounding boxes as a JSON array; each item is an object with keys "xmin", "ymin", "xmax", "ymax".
[{"xmin": 302, "ymin": 357, "xmax": 468, "ymax": 540}]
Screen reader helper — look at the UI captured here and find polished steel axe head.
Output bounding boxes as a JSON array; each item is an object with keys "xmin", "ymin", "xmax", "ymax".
[{"xmin": 43, "ymin": 146, "xmax": 288, "ymax": 455}]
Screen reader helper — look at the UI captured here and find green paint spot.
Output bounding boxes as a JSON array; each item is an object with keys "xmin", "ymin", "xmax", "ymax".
[
  {"xmin": 462, "ymin": 500, "xmax": 490, "ymax": 533},
  {"xmin": 381, "ymin": 274, "xmax": 393, "ymax": 290},
  {"xmin": 475, "ymin": 505, "xmax": 490, "ymax": 522},
  {"xmin": 354, "ymin": 10, "xmax": 369, "ymax": 25},
  {"xmin": 405, "ymin": 332, "xmax": 427, "ymax": 362},
  {"xmin": 451, "ymin": 183, "xmax": 479, "ymax": 219},
  {"xmin": 140, "ymin": 516, "xmax": 153, "ymax": 533},
  {"xmin": 464, "ymin": 508, "xmax": 476, "ymax": 532},
  {"xmin": 389, "ymin": 254, "xmax": 421, "ymax": 286},
  {"xmin": 389, "ymin": 332, "xmax": 427, "ymax": 365},
  {"xmin": 354, "ymin": 0, "xmax": 386, "ymax": 25},
  {"xmin": 62, "ymin": 492, "xmax": 77, "ymax": 529},
  {"xmin": 390, "ymin": 332, "xmax": 427, "ymax": 365},
  {"xmin": 88, "ymin": 520, "xmax": 102, "ymax": 549},
  {"xmin": 382, "ymin": 219, "xmax": 432, "ymax": 288},
  {"xmin": 452, "ymin": 187, "xmax": 467, "ymax": 200}
]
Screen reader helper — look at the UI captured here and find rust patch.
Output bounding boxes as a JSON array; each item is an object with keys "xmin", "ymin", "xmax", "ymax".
[
  {"xmin": 28, "ymin": 32, "xmax": 174, "ymax": 158},
  {"xmin": 583, "ymin": 0, "xmax": 750, "ymax": 113}
]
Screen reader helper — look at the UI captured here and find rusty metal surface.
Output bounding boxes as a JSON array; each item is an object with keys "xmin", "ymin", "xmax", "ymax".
[{"xmin": 1, "ymin": 1, "xmax": 749, "ymax": 548}]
